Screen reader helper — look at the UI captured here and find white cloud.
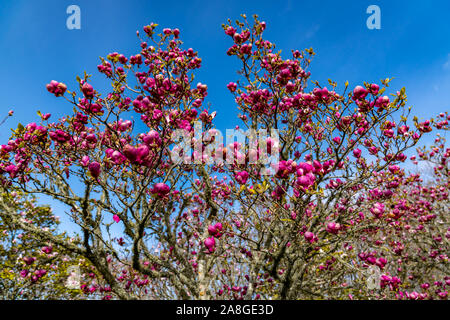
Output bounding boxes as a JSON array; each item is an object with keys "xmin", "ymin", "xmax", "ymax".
[
  {"xmin": 304, "ymin": 24, "xmax": 320, "ymax": 40},
  {"xmin": 443, "ymin": 54, "xmax": 450, "ymax": 70}
]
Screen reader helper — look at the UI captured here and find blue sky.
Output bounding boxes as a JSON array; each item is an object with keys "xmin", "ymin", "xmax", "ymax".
[
  {"xmin": 1, "ymin": 0, "xmax": 449, "ymax": 233},
  {"xmin": 1, "ymin": 0, "xmax": 449, "ymax": 133}
]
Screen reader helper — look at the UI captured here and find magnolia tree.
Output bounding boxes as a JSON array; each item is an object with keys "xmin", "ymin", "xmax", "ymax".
[{"xmin": 0, "ymin": 15, "xmax": 448, "ymax": 300}]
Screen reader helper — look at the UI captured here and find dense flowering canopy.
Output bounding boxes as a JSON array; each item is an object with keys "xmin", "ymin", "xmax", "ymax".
[{"xmin": 0, "ymin": 15, "xmax": 448, "ymax": 300}]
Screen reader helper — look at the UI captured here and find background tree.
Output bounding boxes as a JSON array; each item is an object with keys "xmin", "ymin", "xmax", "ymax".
[{"xmin": 0, "ymin": 189, "xmax": 97, "ymax": 299}]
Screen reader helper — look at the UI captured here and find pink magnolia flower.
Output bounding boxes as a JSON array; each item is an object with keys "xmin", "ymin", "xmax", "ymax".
[
  {"xmin": 326, "ymin": 222, "xmax": 341, "ymax": 234},
  {"xmin": 368, "ymin": 146, "xmax": 379, "ymax": 155},
  {"xmin": 332, "ymin": 137, "xmax": 341, "ymax": 144},
  {"xmin": 123, "ymin": 144, "xmax": 138, "ymax": 162},
  {"xmin": 370, "ymin": 202, "xmax": 385, "ymax": 218},
  {"xmin": 370, "ymin": 83, "xmax": 379, "ymax": 95},
  {"xmin": 208, "ymin": 222, "xmax": 223, "ymax": 238},
  {"xmin": 297, "ymin": 175, "xmax": 311, "ymax": 187},
  {"xmin": 46, "ymin": 80, "xmax": 67, "ymax": 97},
  {"xmin": 383, "ymin": 129, "xmax": 394, "ymax": 138},
  {"xmin": 398, "ymin": 125, "xmax": 409, "ymax": 135},
  {"xmin": 388, "ymin": 165, "xmax": 400, "ymax": 174},
  {"xmin": 353, "ymin": 85, "xmax": 369, "ymax": 100},
  {"xmin": 438, "ymin": 291, "xmax": 448, "ymax": 299},
  {"xmin": 88, "ymin": 161, "xmax": 101, "ymax": 178},
  {"xmin": 142, "ymin": 130, "xmax": 161, "ymax": 147},
  {"xmin": 353, "ymin": 148, "xmax": 362, "ymax": 158},
  {"xmin": 204, "ymin": 237, "xmax": 216, "ymax": 253},
  {"xmin": 81, "ymin": 83, "xmax": 95, "ymax": 99},
  {"xmin": 409, "ymin": 291, "xmax": 419, "ymax": 300},
  {"xmin": 376, "ymin": 257, "xmax": 387, "ymax": 269},
  {"xmin": 235, "ymin": 171, "xmax": 249, "ymax": 184},
  {"xmin": 113, "ymin": 215, "xmax": 121, "ymax": 223},
  {"xmin": 152, "ymin": 183, "xmax": 170, "ymax": 197},
  {"xmin": 80, "ymin": 156, "xmax": 90, "ymax": 167},
  {"xmin": 41, "ymin": 246, "xmax": 53, "ymax": 254},
  {"xmin": 297, "ymin": 162, "xmax": 314, "ymax": 173},
  {"xmin": 23, "ymin": 257, "xmax": 36, "ymax": 265},
  {"xmin": 35, "ymin": 269, "xmax": 47, "ymax": 278},
  {"xmin": 20, "ymin": 270, "xmax": 29, "ymax": 278},
  {"xmin": 136, "ymin": 144, "xmax": 149, "ymax": 162},
  {"xmin": 304, "ymin": 231, "xmax": 317, "ymax": 243},
  {"xmin": 224, "ymin": 26, "xmax": 236, "ymax": 36},
  {"xmin": 227, "ymin": 82, "xmax": 237, "ymax": 92},
  {"xmin": 271, "ymin": 185, "xmax": 285, "ymax": 200}
]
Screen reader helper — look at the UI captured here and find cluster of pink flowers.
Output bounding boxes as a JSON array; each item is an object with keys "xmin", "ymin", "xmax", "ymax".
[
  {"xmin": 204, "ymin": 237, "xmax": 216, "ymax": 253},
  {"xmin": 380, "ymin": 274, "xmax": 402, "ymax": 291},
  {"xmin": 303, "ymin": 231, "xmax": 318, "ymax": 243},
  {"xmin": 326, "ymin": 222, "xmax": 341, "ymax": 235},
  {"xmin": 370, "ymin": 202, "xmax": 385, "ymax": 218},
  {"xmin": 41, "ymin": 246, "xmax": 53, "ymax": 254},
  {"xmin": 151, "ymin": 183, "xmax": 170, "ymax": 198},
  {"xmin": 358, "ymin": 251, "xmax": 388, "ymax": 269},
  {"xmin": 122, "ymin": 144, "xmax": 152, "ymax": 165},
  {"xmin": 235, "ymin": 171, "xmax": 249, "ymax": 184},
  {"xmin": 46, "ymin": 80, "xmax": 67, "ymax": 97},
  {"xmin": 294, "ymin": 162, "xmax": 317, "ymax": 191},
  {"xmin": 208, "ymin": 222, "xmax": 223, "ymax": 238},
  {"xmin": 20, "ymin": 269, "xmax": 47, "ymax": 283}
]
